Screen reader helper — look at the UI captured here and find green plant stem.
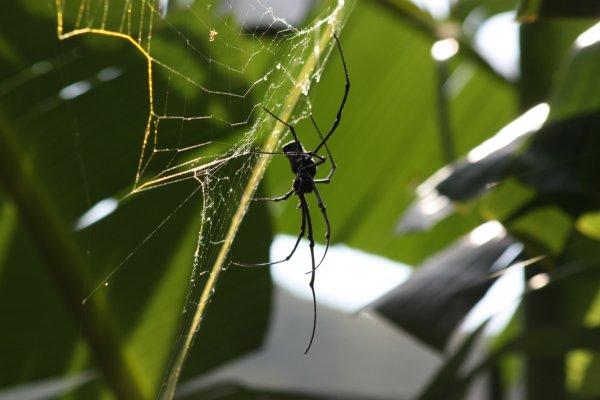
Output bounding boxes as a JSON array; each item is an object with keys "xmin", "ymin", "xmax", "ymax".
[
  {"xmin": 0, "ymin": 111, "xmax": 149, "ymax": 400},
  {"xmin": 456, "ymin": 326, "xmax": 600, "ymax": 399},
  {"xmin": 435, "ymin": 59, "xmax": 455, "ymax": 163},
  {"xmin": 523, "ymin": 266, "xmax": 566, "ymax": 399},
  {"xmin": 518, "ymin": 16, "xmax": 579, "ymax": 398},
  {"xmin": 373, "ymin": 0, "xmax": 511, "ymax": 86}
]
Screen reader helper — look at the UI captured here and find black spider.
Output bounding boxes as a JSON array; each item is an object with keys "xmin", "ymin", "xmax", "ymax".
[{"xmin": 235, "ymin": 33, "xmax": 349, "ymax": 354}]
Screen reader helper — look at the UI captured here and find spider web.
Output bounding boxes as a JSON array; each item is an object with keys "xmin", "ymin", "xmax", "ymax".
[{"xmin": 54, "ymin": 0, "xmax": 350, "ymax": 397}]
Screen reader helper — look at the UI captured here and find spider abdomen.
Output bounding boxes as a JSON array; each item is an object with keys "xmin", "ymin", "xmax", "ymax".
[{"xmin": 294, "ymin": 173, "xmax": 315, "ymax": 194}]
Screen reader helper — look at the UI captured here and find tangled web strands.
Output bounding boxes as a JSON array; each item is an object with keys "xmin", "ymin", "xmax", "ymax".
[{"xmin": 54, "ymin": 0, "xmax": 351, "ymax": 397}]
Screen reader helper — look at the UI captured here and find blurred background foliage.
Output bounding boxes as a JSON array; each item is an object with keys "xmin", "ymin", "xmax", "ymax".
[{"xmin": 0, "ymin": 0, "xmax": 599, "ymax": 399}]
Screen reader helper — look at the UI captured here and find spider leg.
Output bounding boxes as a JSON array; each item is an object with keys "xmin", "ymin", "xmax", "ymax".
[
  {"xmin": 309, "ymin": 115, "xmax": 336, "ymax": 182},
  {"xmin": 299, "ymin": 194, "xmax": 317, "ymax": 354},
  {"xmin": 252, "ymin": 188, "xmax": 294, "ymax": 202},
  {"xmin": 231, "ymin": 204, "xmax": 305, "ymax": 268},
  {"xmin": 247, "ymin": 150, "xmax": 298, "ymax": 156},
  {"xmin": 310, "ymin": 153, "xmax": 326, "ymax": 163},
  {"xmin": 312, "ymin": 33, "xmax": 350, "ymax": 155},
  {"xmin": 262, "ymin": 107, "xmax": 301, "ymax": 145},
  {"xmin": 298, "ymin": 155, "xmax": 326, "ymax": 175},
  {"xmin": 310, "ymin": 186, "xmax": 330, "ymax": 272}
]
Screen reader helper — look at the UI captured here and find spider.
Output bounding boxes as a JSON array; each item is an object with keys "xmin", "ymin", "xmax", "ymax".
[{"xmin": 234, "ymin": 33, "xmax": 349, "ymax": 354}]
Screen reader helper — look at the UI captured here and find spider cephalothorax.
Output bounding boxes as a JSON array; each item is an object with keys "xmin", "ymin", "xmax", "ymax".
[
  {"xmin": 233, "ymin": 33, "xmax": 349, "ymax": 354},
  {"xmin": 282, "ymin": 141, "xmax": 317, "ymax": 194}
]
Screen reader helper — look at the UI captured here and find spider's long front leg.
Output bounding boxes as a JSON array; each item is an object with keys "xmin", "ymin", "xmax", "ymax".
[
  {"xmin": 262, "ymin": 107, "xmax": 301, "ymax": 146},
  {"xmin": 312, "ymin": 33, "xmax": 350, "ymax": 155},
  {"xmin": 309, "ymin": 115, "xmax": 336, "ymax": 182},
  {"xmin": 299, "ymin": 194, "xmax": 317, "ymax": 354}
]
